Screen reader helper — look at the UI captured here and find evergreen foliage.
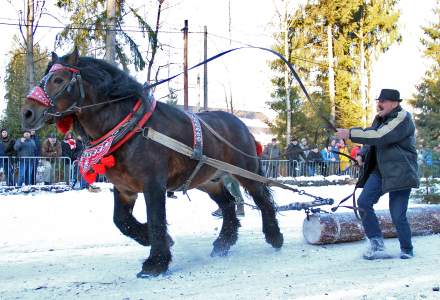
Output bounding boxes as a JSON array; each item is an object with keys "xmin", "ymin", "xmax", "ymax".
[
  {"xmin": 1, "ymin": 41, "xmax": 51, "ymax": 138},
  {"xmin": 410, "ymin": 2, "xmax": 440, "ymax": 147},
  {"xmin": 269, "ymin": 0, "xmax": 400, "ymax": 144}
]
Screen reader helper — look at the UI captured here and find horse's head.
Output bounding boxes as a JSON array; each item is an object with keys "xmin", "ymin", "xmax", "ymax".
[{"xmin": 22, "ymin": 48, "xmax": 84, "ymax": 131}]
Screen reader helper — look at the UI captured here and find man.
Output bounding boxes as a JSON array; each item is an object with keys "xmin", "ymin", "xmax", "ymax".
[
  {"xmin": 1, "ymin": 129, "xmax": 16, "ymax": 186},
  {"xmin": 286, "ymin": 138, "xmax": 306, "ymax": 177},
  {"xmin": 336, "ymin": 89, "xmax": 419, "ymax": 260},
  {"xmin": 14, "ymin": 130, "xmax": 37, "ymax": 186},
  {"xmin": 41, "ymin": 133, "xmax": 62, "ymax": 184},
  {"xmin": 262, "ymin": 138, "xmax": 281, "ymax": 178}
]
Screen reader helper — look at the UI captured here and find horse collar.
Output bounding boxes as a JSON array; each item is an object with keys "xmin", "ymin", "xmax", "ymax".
[{"xmin": 79, "ymin": 95, "xmax": 157, "ymax": 183}]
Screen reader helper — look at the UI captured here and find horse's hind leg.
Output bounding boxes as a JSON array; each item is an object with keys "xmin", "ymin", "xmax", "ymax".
[
  {"xmin": 203, "ymin": 182, "xmax": 240, "ymax": 257},
  {"xmin": 113, "ymin": 188, "xmax": 174, "ymax": 248},
  {"xmin": 238, "ymin": 178, "xmax": 283, "ymax": 249}
]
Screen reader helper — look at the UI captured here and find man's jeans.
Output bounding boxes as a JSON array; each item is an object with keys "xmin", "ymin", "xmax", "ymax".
[
  {"xmin": 18, "ymin": 158, "xmax": 35, "ymax": 186},
  {"xmin": 357, "ymin": 172, "xmax": 413, "ymax": 252}
]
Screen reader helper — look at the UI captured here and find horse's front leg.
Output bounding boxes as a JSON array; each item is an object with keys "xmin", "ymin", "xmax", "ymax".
[
  {"xmin": 113, "ymin": 187, "xmax": 151, "ymax": 246},
  {"xmin": 138, "ymin": 179, "xmax": 172, "ymax": 277}
]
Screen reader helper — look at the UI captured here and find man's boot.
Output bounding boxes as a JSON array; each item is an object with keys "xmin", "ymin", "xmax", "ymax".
[{"xmin": 363, "ymin": 237, "xmax": 393, "ymax": 260}]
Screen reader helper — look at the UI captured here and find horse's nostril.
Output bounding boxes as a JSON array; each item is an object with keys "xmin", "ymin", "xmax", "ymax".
[{"xmin": 23, "ymin": 109, "xmax": 34, "ymax": 120}]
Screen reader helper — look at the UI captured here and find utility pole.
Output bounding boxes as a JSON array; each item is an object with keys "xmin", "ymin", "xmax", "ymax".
[
  {"xmin": 25, "ymin": 0, "xmax": 35, "ymax": 91},
  {"xmin": 203, "ymin": 25, "xmax": 208, "ymax": 111},
  {"xmin": 183, "ymin": 20, "xmax": 189, "ymax": 111},
  {"xmin": 105, "ymin": 0, "xmax": 117, "ymax": 64},
  {"xmin": 284, "ymin": 2, "xmax": 291, "ymax": 146}
]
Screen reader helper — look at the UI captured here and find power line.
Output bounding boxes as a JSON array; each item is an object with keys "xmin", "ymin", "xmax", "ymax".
[{"xmin": 0, "ymin": 21, "xmax": 205, "ymax": 34}]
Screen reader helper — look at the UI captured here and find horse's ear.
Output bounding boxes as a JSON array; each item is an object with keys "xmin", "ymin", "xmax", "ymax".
[
  {"xmin": 51, "ymin": 52, "xmax": 58, "ymax": 62},
  {"xmin": 66, "ymin": 47, "xmax": 80, "ymax": 66}
]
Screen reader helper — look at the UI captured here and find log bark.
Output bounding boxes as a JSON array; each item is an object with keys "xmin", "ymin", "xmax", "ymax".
[{"xmin": 302, "ymin": 206, "xmax": 440, "ymax": 245}]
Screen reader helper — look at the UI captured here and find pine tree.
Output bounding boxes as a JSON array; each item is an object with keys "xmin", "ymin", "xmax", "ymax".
[
  {"xmin": 269, "ymin": 0, "xmax": 400, "ymax": 144},
  {"xmin": 1, "ymin": 42, "xmax": 49, "ymax": 137},
  {"xmin": 410, "ymin": 2, "xmax": 440, "ymax": 147},
  {"xmin": 55, "ymin": 0, "xmax": 157, "ymax": 72}
]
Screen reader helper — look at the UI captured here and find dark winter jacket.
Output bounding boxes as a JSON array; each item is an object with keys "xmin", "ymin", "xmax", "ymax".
[
  {"xmin": 41, "ymin": 139, "xmax": 62, "ymax": 158},
  {"xmin": 286, "ymin": 143, "xmax": 306, "ymax": 161},
  {"xmin": 30, "ymin": 134, "xmax": 41, "ymax": 156},
  {"xmin": 14, "ymin": 138, "xmax": 37, "ymax": 157},
  {"xmin": 262, "ymin": 143, "xmax": 281, "ymax": 160},
  {"xmin": 1, "ymin": 137, "xmax": 16, "ymax": 156},
  {"xmin": 349, "ymin": 106, "xmax": 419, "ymax": 193},
  {"xmin": 306, "ymin": 150, "xmax": 322, "ymax": 163}
]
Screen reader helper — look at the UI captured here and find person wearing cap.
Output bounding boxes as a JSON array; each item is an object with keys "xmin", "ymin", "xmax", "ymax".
[
  {"xmin": 41, "ymin": 133, "xmax": 62, "ymax": 184},
  {"xmin": 336, "ymin": 89, "xmax": 419, "ymax": 260},
  {"xmin": 1, "ymin": 128, "xmax": 16, "ymax": 185},
  {"xmin": 14, "ymin": 130, "xmax": 38, "ymax": 186},
  {"xmin": 286, "ymin": 137, "xmax": 306, "ymax": 177}
]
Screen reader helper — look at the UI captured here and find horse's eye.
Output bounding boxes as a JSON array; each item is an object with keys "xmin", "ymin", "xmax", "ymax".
[{"xmin": 54, "ymin": 77, "xmax": 64, "ymax": 84}]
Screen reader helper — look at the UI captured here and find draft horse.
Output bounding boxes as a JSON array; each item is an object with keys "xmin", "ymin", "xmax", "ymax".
[{"xmin": 21, "ymin": 48, "xmax": 283, "ymax": 277}]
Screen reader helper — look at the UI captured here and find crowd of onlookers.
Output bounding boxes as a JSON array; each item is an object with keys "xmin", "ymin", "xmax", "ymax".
[
  {"xmin": 0, "ymin": 128, "xmax": 100, "ymax": 191},
  {"xmin": 261, "ymin": 137, "xmax": 362, "ymax": 178},
  {"xmin": 261, "ymin": 136, "xmax": 440, "ymax": 178}
]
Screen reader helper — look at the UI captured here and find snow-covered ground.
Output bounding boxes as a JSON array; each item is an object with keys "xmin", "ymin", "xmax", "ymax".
[{"xmin": 1, "ymin": 181, "xmax": 439, "ymax": 300}]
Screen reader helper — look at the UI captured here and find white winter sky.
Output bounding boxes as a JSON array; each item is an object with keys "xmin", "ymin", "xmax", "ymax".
[{"xmin": 0, "ymin": 0, "xmax": 437, "ymax": 118}]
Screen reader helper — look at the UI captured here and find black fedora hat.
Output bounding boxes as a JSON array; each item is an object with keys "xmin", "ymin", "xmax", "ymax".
[{"xmin": 377, "ymin": 89, "xmax": 402, "ymax": 102}]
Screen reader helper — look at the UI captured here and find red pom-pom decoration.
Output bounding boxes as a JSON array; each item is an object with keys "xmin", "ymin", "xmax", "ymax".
[
  {"xmin": 83, "ymin": 171, "xmax": 97, "ymax": 184},
  {"xmin": 92, "ymin": 163, "xmax": 106, "ymax": 175},
  {"xmin": 56, "ymin": 116, "xmax": 74, "ymax": 134},
  {"xmin": 101, "ymin": 155, "xmax": 116, "ymax": 168}
]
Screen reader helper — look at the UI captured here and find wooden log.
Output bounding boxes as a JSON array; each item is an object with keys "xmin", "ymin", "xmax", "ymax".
[{"xmin": 302, "ymin": 206, "xmax": 440, "ymax": 245}]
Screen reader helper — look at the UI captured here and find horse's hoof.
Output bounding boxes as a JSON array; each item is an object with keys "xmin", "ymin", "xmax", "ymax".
[
  {"xmin": 140, "ymin": 257, "xmax": 170, "ymax": 277},
  {"xmin": 210, "ymin": 248, "xmax": 229, "ymax": 257},
  {"xmin": 267, "ymin": 232, "xmax": 284, "ymax": 249},
  {"xmin": 136, "ymin": 270, "xmax": 157, "ymax": 278}
]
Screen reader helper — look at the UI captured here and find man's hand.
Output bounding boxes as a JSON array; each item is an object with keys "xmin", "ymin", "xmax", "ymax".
[
  {"xmin": 21, "ymin": 138, "xmax": 25, "ymax": 142},
  {"xmin": 336, "ymin": 128, "xmax": 349, "ymax": 140}
]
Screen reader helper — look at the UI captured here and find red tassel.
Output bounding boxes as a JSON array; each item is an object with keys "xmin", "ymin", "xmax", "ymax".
[
  {"xmin": 92, "ymin": 163, "xmax": 106, "ymax": 175},
  {"xmin": 84, "ymin": 171, "xmax": 97, "ymax": 184},
  {"xmin": 56, "ymin": 116, "xmax": 74, "ymax": 134},
  {"xmin": 101, "ymin": 155, "xmax": 116, "ymax": 168}
]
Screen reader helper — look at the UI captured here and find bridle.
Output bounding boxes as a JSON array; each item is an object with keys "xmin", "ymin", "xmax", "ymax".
[{"xmin": 27, "ymin": 63, "xmax": 137, "ymax": 119}]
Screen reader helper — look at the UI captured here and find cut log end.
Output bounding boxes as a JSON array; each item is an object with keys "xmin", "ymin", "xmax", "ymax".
[{"xmin": 302, "ymin": 206, "xmax": 440, "ymax": 245}]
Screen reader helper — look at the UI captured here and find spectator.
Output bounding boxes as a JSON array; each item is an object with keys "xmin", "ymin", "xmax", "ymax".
[
  {"xmin": 0, "ymin": 141, "xmax": 4, "ymax": 184},
  {"xmin": 263, "ymin": 138, "xmax": 281, "ymax": 178},
  {"xmin": 300, "ymin": 137, "xmax": 310, "ymax": 158},
  {"xmin": 255, "ymin": 140, "xmax": 263, "ymax": 158},
  {"xmin": 14, "ymin": 130, "xmax": 37, "ymax": 186},
  {"xmin": 62, "ymin": 132, "xmax": 77, "ymax": 185},
  {"xmin": 306, "ymin": 145, "xmax": 322, "ymax": 176},
  {"xmin": 1, "ymin": 129, "xmax": 16, "ymax": 185},
  {"xmin": 30, "ymin": 130, "xmax": 41, "ymax": 157},
  {"xmin": 350, "ymin": 144, "xmax": 361, "ymax": 159},
  {"xmin": 330, "ymin": 139, "xmax": 340, "ymax": 162},
  {"xmin": 30, "ymin": 130, "xmax": 41, "ymax": 183},
  {"xmin": 338, "ymin": 139, "xmax": 351, "ymax": 174},
  {"xmin": 286, "ymin": 138, "xmax": 306, "ymax": 177},
  {"xmin": 41, "ymin": 133, "xmax": 62, "ymax": 184},
  {"xmin": 320, "ymin": 144, "xmax": 337, "ymax": 176}
]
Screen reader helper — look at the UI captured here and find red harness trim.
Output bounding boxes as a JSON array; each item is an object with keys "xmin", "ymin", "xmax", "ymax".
[
  {"xmin": 80, "ymin": 97, "xmax": 156, "ymax": 184},
  {"xmin": 90, "ymin": 99, "xmax": 143, "ymax": 146}
]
